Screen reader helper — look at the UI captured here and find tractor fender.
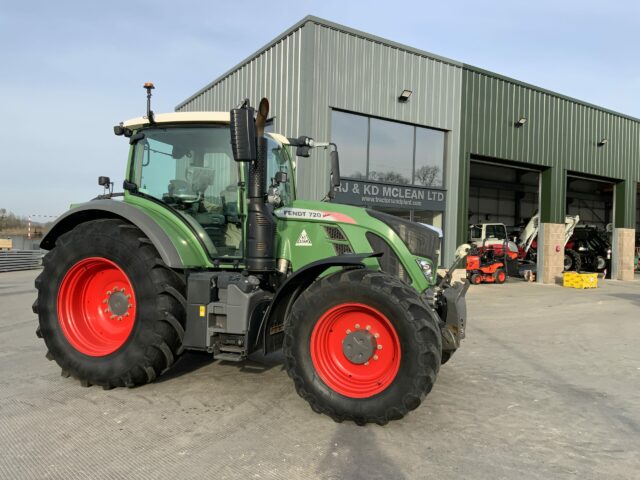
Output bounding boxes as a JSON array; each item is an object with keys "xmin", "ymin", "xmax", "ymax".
[
  {"xmin": 40, "ymin": 199, "xmax": 184, "ymax": 268},
  {"xmin": 259, "ymin": 253, "xmax": 379, "ymax": 354}
]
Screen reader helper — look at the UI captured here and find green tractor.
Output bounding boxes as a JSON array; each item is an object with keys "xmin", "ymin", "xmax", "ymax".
[{"xmin": 33, "ymin": 85, "xmax": 468, "ymax": 425}]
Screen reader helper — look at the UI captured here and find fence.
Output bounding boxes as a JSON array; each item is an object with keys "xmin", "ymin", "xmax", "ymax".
[{"xmin": 0, "ymin": 250, "xmax": 44, "ymax": 272}]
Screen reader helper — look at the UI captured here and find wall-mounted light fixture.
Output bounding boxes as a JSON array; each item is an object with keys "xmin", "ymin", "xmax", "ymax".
[
  {"xmin": 514, "ymin": 117, "xmax": 527, "ymax": 128},
  {"xmin": 398, "ymin": 89, "xmax": 412, "ymax": 102},
  {"xmin": 598, "ymin": 138, "xmax": 608, "ymax": 146}
]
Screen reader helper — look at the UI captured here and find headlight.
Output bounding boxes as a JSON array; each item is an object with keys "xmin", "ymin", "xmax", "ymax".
[{"xmin": 416, "ymin": 259, "xmax": 433, "ymax": 279}]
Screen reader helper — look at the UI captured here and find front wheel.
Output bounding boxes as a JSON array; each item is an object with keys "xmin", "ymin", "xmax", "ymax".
[{"xmin": 283, "ymin": 269, "xmax": 442, "ymax": 425}]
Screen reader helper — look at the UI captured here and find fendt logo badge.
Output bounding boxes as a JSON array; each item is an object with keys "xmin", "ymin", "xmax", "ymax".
[
  {"xmin": 274, "ymin": 208, "xmax": 356, "ymax": 225},
  {"xmin": 296, "ymin": 229, "xmax": 313, "ymax": 247}
]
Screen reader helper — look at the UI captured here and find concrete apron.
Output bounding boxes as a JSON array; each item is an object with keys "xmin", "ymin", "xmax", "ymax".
[{"xmin": 538, "ymin": 224, "xmax": 636, "ymax": 284}]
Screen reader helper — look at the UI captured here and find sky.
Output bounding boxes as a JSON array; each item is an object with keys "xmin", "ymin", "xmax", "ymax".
[{"xmin": 1, "ymin": 0, "xmax": 639, "ymax": 218}]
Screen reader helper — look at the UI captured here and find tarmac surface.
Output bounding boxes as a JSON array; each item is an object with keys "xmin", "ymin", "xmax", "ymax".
[{"xmin": 1, "ymin": 268, "xmax": 639, "ymax": 479}]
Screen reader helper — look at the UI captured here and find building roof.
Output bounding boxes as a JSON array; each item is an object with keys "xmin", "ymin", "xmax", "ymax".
[{"xmin": 176, "ymin": 15, "xmax": 639, "ymax": 123}]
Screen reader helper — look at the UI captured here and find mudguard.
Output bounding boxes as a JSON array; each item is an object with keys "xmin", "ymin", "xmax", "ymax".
[
  {"xmin": 40, "ymin": 199, "xmax": 184, "ymax": 268},
  {"xmin": 258, "ymin": 253, "xmax": 379, "ymax": 353}
]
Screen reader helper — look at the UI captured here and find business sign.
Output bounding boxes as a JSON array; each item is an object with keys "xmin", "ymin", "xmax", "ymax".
[{"xmin": 333, "ymin": 179, "xmax": 446, "ymax": 211}]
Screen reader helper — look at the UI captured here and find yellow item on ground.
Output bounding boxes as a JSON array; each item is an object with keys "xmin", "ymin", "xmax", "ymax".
[{"xmin": 563, "ymin": 272, "xmax": 598, "ymax": 289}]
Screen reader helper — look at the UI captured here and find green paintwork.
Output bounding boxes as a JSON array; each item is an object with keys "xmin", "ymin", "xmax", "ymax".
[
  {"xmin": 124, "ymin": 192, "xmax": 214, "ymax": 268},
  {"xmin": 275, "ymin": 200, "xmax": 434, "ymax": 293}
]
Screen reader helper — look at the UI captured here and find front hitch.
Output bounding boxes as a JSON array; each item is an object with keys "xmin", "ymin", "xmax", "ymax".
[{"xmin": 440, "ymin": 280, "xmax": 469, "ymax": 350}]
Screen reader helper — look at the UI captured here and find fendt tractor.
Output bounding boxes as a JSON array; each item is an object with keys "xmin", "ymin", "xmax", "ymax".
[{"xmin": 33, "ymin": 85, "xmax": 469, "ymax": 425}]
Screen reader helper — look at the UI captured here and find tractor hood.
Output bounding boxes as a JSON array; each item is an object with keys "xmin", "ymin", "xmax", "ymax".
[{"xmin": 274, "ymin": 200, "xmax": 441, "ymax": 292}]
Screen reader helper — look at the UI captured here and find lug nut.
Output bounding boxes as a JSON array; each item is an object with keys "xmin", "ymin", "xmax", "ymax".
[
  {"xmin": 374, "ymin": 333, "xmax": 380, "ymax": 339},
  {"xmin": 110, "ymin": 315, "xmax": 115, "ymax": 320},
  {"xmin": 366, "ymin": 325, "xmax": 371, "ymax": 331},
  {"xmin": 128, "ymin": 304, "xmax": 133, "ymax": 309},
  {"xmin": 346, "ymin": 329, "xmax": 351, "ymax": 334},
  {"xmin": 120, "ymin": 288, "xmax": 125, "ymax": 293},
  {"xmin": 377, "ymin": 345, "xmax": 382, "ymax": 350},
  {"xmin": 126, "ymin": 294, "xmax": 131, "ymax": 299},
  {"xmin": 124, "ymin": 312, "xmax": 129, "ymax": 317},
  {"xmin": 118, "ymin": 316, "xmax": 122, "ymax": 321},
  {"xmin": 355, "ymin": 324, "xmax": 360, "ymax": 329},
  {"xmin": 373, "ymin": 355, "xmax": 379, "ymax": 361},
  {"xmin": 106, "ymin": 290, "xmax": 112, "ymax": 296},
  {"xmin": 102, "ymin": 299, "xmax": 108, "ymax": 304},
  {"xmin": 364, "ymin": 361, "xmax": 369, "ymax": 366},
  {"xmin": 104, "ymin": 308, "xmax": 110, "ymax": 313}
]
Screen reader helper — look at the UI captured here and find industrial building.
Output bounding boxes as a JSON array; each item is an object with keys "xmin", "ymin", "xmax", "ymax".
[{"xmin": 177, "ymin": 16, "xmax": 639, "ymax": 283}]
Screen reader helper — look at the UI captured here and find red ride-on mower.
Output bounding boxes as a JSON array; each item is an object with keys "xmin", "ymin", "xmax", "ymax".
[{"xmin": 466, "ymin": 246, "xmax": 508, "ymax": 285}]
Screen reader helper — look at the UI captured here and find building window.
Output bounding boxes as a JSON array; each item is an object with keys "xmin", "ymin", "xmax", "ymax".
[
  {"xmin": 330, "ymin": 110, "xmax": 445, "ymax": 187},
  {"xmin": 330, "ymin": 111, "xmax": 368, "ymax": 178}
]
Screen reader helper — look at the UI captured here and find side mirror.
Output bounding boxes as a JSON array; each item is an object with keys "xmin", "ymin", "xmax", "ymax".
[
  {"xmin": 330, "ymin": 149, "xmax": 341, "ymax": 188},
  {"xmin": 229, "ymin": 102, "xmax": 257, "ymax": 162}
]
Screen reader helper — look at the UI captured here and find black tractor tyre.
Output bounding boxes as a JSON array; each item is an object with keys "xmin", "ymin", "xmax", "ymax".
[
  {"xmin": 33, "ymin": 219, "xmax": 186, "ymax": 388},
  {"xmin": 283, "ymin": 268, "xmax": 442, "ymax": 425},
  {"xmin": 564, "ymin": 250, "xmax": 582, "ymax": 272}
]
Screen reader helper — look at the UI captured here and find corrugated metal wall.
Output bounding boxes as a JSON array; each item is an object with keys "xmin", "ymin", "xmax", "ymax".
[
  {"xmin": 305, "ymin": 21, "xmax": 463, "ymax": 262},
  {"xmin": 458, "ymin": 67, "xmax": 640, "ymax": 237}
]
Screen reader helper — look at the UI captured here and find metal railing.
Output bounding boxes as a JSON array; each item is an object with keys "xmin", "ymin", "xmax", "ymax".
[{"xmin": 0, "ymin": 250, "xmax": 44, "ymax": 272}]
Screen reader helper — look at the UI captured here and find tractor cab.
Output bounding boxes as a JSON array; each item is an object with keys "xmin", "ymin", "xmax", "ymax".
[{"xmin": 121, "ymin": 114, "xmax": 295, "ymax": 260}]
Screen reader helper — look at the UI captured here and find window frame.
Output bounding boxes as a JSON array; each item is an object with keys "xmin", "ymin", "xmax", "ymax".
[{"xmin": 330, "ymin": 108, "xmax": 447, "ymax": 189}]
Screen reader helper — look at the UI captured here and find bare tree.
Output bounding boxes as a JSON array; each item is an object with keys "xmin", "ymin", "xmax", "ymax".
[
  {"xmin": 414, "ymin": 165, "xmax": 441, "ymax": 187},
  {"xmin": 368, "ymin": 170, "xmax": 410, "ymax": 185}
]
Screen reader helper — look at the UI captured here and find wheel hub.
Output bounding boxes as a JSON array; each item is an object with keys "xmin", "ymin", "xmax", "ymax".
[
  {"xmin": 342, "ymin": 330, "xmax": 376, "ymax": 364},
  {"xmin": 106, "ymin": 290, "xmax": 131, "ymax": 318}
]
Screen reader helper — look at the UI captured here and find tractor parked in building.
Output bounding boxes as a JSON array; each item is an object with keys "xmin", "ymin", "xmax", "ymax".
[{"xmin": 32, "ymin": 85, "xmax": 469, "ymax": 425}]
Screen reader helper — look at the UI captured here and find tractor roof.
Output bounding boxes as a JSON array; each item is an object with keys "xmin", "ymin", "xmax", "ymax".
[
  {"xmin": 121, "ymin": 113, "xmax": 291, "ymax": 146},
  {"xmin": 122, "ymin": 112, "xmax": 230, "ymax": 129}
]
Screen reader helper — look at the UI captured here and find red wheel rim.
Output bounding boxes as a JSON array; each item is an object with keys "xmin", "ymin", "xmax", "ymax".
[
  {"xmin": 473, "ymin": 275, "xmax": 481, "ymax": 284},
  {"xmin": 497, "ymin": 271, "xmax": 506, "ymax": 282},
  {"xmin": 57, "ymin": 257, "xmax": 137, "ymax": 356},
  {"xmin": 310, "ymin": 303, "xmax": 401, "ymax": 398}
]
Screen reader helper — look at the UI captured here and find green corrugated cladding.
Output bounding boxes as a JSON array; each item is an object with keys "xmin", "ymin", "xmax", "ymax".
[{"xmin": 457, "ymin": 67, "xmax": 640, "ymax": 244}]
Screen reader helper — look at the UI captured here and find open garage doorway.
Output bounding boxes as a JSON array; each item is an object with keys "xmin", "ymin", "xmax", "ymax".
[
  {"xmin": 566, "ymin": 174, "xmax": 614, "ymax": 276},
  {"xmin": 468, "ymin": 158, "xmax": 540, "ymax": 238}
]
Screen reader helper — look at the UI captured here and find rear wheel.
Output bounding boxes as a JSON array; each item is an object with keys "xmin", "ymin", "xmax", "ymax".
[
  {"xmin": 283, "ymin": 269, "xmax": 442, "ymax": 425},
  {"xmin": 33, "ymin": 219, "xmax": 186, "ymax": 388},
  {"xmin": 494, "ymin": 268, "xmax": 506, "ymax": 284}
]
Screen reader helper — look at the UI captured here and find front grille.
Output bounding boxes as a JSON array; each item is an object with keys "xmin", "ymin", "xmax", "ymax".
[
  {"xmin": 367, "ymin": 209, "xmax": 439, "ymax": 261},
  {"xmin": 324, "ymin": 226, "xmax": 347, "ymax": 241},
  {"xmin": 366, "ymin": 232, "xmax": 411, "ymax": 284},
  {"xmin": 333, "ymin": 243, "xmax": 353, "ymax": 256}
]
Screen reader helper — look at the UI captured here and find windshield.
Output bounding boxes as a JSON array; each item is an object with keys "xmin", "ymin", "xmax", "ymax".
[{"xmin": 130, "ymin": 126, "xmax": 242, "ymax": 258}]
